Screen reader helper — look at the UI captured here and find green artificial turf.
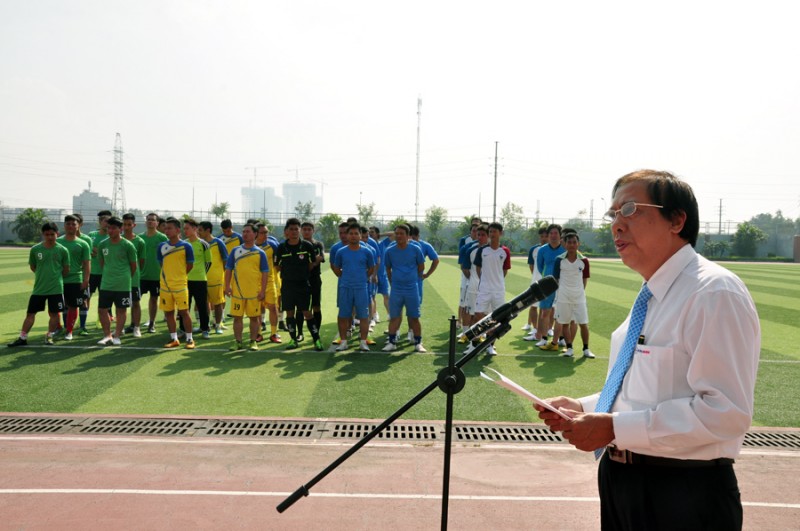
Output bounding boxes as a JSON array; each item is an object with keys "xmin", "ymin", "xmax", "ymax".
[{"xmin": 1, "ymin": 248, "xmax": 798, "ymax": 427}]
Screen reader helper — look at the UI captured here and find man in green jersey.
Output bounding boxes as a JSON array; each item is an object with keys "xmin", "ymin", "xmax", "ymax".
[
  {"xmin": 57, "ymin": 215, "xmax": 91, "ymax": 341},
  {"xmin": 8, "ymin": 222, "xmax": 70, "ymax": 347},
  {"xmin": 122, "ymin": 213, "xmax": 147, "ymax": 338},
  {"xmin": 139, "ymin": 212, "xmax": 168, "ymax": 333},
  {"xmin": 96, "ymin": 217, "xmax": 137, "ymax": 346},
  {"xmin": 88, "ymin": 210, "xmax": 112, "ymax": 328},
  {"xmin": 182, "ymin": 218, "xmax": 212, "ymax": 339},
  {"xmin": 72, "ymin": 213, "xmax": 94, "ymax": 334}
]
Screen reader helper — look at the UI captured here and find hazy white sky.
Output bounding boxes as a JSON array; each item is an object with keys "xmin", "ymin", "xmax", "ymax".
[{"xmin": 2, "ymin": 0, "xmax": 799, "ymax": 228}]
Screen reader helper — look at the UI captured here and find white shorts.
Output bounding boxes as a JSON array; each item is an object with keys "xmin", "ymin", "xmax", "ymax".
[
  {"xmin": 459, "ymin": 275, "xmax": 469, "ymax": 307},
  {"xmin": 465, "ymin": 289, "xmax": 479, "ymax": 315},
  {"xmin": 475, "ymin": 290, "xmax": 505, "ymax": 315},
  {"xmin": 555, "ymin": 299, "xmax": 589, "ymax": 325}
]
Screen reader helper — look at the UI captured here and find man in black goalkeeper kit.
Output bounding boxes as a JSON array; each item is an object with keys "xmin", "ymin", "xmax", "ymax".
[{"xmin": 536, "ymin": 170, "xmax": 760, "ymax": 530}]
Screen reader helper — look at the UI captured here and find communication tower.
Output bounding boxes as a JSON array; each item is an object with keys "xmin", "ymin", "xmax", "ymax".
[{"xmin": 112, "ymin": 132, "xmax": 126, "ymax": 214}]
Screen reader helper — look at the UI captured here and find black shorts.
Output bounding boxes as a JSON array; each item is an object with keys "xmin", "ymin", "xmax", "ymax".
[
  {"xmin": 63, "ymin": 283, "xmax": 87, "ymax": 309},
  {"xmin": 89, "ymin": 274, "xmax": 103, "ymax": 294},
  {"xmin": 131, "ymin": 286, "xmax": 141, "ymax": 303},
  {"xmin": 27, "ymin": 294, "xmax": 65, "ymax": 314},
  {"xmin": 281, "ymin": 285, "xmax": 311, "ymax": 314},
  {"xmin": 309, "ymin": 276, "xmax": 322, "ymax": 308},
  {"xmin": 140, "ymin": 279, "xmax": 160, "ymax": 297},
  {"xmin": 98, "ymin": 290, "xmax": 132, "ymax": 310}
]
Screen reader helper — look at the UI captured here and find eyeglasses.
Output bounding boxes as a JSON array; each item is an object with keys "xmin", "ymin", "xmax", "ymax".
[{"xmin": 603, "ymin": 201, "xmax": 663, "ymax": 223}]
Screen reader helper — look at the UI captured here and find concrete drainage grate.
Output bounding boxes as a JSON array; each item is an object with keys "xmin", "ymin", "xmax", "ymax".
[
  {"xmin": 326, "ymin": 422, "xmax": 438, "ymax": 440},
  {"xmin": 202, "ymin": 420, "xmax": 317, "ymax": 439},
  {"xmin": 455, "ymin": 425, "xmax": 564, "ymax": 443},
  {"xmin": 744, "ymin": 431, "xmax": 800, "ymax": 450},
  {"xmin": 78, "ymin": 418, "xmax": 203, "ymax": 436},
  {"xmin": 1, "ymin": 415, "xmax": 799, "ymax": 450},
  {"xmin": 0, "ymin": 416, "xmax": 76, "ymax": 434}
]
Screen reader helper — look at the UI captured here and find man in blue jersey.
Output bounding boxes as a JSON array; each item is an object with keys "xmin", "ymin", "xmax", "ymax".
[
  {"xmin": 332, "ymin": 223, "xmax": 375, "ymax": 351},
  {"xmin": 382, "ymin": 224, "xmax": 426, "ymax": 352},
  {"xmin": 369, "ymin": 226, "xmax": 393, "ymax": 323},
  {"xmin": 523, "ymin": 227, "xmax": 549, "ymax": 340},
  {"xmin": 408, "ymin": 225, "xmax": 439, "ymax": 342},
  {"xmin": 534, "ymin": 224, "xmax": 565, "ymax": 350}
]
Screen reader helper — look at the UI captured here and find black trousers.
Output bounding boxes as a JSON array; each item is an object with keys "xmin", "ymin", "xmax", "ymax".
[
  {"xmin": 598, "ymin": 452, "xmax": 742, "ymax": 530},
  {"xmin": 181, "ymin": 280, "xmax": 209, "ymax": 332}
]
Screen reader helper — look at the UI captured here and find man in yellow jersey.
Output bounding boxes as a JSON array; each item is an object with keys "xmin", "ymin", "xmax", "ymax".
[
  {"xmin": 255, "ymin": 223, "xmax": 281, "ymax": 343},
  {"xmin": 219, "ymin": 219, "xmax": 242, "ymax": 255},
  {"xmin": 156, "ymin": 217, "xmax": 196, "ymax": 349},
  {"xmin": 225, "ymin": 223, "xmax": 268, "ymax": 351},
  {"xmin": 198, "ymin": 221, "xmax": 228, "ymax": 334}
]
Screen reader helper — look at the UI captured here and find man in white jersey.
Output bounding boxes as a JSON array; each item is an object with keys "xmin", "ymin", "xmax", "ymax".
[{"xmin": 472, "ymin": 222, "xmax": 511, "ymax": 355}]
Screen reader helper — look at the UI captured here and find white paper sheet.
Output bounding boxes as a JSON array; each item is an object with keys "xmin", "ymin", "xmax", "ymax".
[{"xmin": 480, "ymin": 368, "xmax": 573, "ymax": 421}]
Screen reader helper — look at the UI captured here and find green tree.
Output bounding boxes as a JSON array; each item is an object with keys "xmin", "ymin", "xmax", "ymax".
[
  {"xmin": 499, "ymin": 202, "xmax": 525, "ymax": 233},
  {"xmin": 356, "ymin": 202, "xmax": 378, "ymax": 226},
  {"xmin": 12, "ymin": 208, "xmax": 48, "ymax": 243},
  {"xmin": 295, "ymin": 201, "xmax": 315, "ymax": 220},
  {"xmin": 317, "ymin": 213, "xmax": 343, "ymax": 248},
  {"xmin": 524, "ymin": 220, "xmax": 549, "ymax": 246},
  {"xmin": 386, "ymin": 216, "xmax": 409, "ymax": 231},
  {"xmin": 593, "ymin": 223, "xmax": 616, "ymax": 255},
  {"xmin": 424, "ymin": 205, "xmax": 448, "ymax": 252},
  {"xmin": 731, "ymin": 222, "xmax": 768, "ymax": 257},
  {"xmin": 210, "ymin": 202, "xmax": 230, "ymax": 221}
]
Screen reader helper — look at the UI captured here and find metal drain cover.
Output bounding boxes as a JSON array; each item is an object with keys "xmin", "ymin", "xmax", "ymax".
[
  {"xmin": 455, "ymin": 424, "xmax": 564, "ymax": 443},
  {"xmin": 78, "ymin": 418, "xmax": 203, "ymax": 436},
  {"xmin": 0, "ymin": 416, "xmax": 76, "ymax": 434},
  {"xmin": 326, "ymin": 422, "xmax": 438, "ymax": 440},
  {"xmin": 202, "ymin": 420, "xmax": 317, "ymax": 438}
]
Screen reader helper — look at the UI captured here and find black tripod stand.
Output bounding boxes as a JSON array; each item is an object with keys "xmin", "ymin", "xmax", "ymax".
[{"xmin": 277, "ymin": 313, "xmax": 515, "ymax": 530}]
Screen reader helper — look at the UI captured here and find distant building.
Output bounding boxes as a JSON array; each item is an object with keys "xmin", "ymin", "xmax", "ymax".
[
  {"xmin": 241, "ymin": 185, "xmax": 282, "ymax": 221},
  {"xmin": 73, "ymin": 182, "xmax": 112, "ymax": 218},
  {"xmin": 283, "ymin": 182, "xmax": 322, "ymax": 217}
]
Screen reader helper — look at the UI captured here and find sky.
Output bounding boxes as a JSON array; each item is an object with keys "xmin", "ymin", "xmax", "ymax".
[{"xmin": 2, "ymin": 0, "xmax": 799, "ymax": 230}]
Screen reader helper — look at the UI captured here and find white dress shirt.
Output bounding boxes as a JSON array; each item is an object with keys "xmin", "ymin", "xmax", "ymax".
[{"xmin": 580, "ymin": 244, "xmax": 760, "ymax": 459}]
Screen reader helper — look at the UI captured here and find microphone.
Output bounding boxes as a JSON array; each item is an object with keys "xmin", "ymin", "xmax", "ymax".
[{"xmin": 461, "ymin": 276, "xmax": 558, "ymax": 342}]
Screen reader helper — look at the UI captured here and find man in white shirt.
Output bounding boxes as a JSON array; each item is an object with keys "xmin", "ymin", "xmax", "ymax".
[
  {"xmin": 472, "ymin": 222, "xmax": 511, "ymax": 355},
  {"xmin": 536, "ymin": 169, "xmax": 760, "ymax": 530}
]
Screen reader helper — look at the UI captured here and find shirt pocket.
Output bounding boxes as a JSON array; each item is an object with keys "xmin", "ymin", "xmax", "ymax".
[{"xmin": 626, "ymin": 344, "xmax": 674, "ymax": 405}]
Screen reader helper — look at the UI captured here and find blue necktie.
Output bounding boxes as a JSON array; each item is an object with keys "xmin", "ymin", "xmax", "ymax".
[{"xmin": 594, "ymin": 283, "xmax": 653, "ymax": 459}]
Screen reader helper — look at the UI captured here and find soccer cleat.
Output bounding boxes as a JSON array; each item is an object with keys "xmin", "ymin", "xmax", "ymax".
[
  {"xmin": 486, "ymin": 345, "xmax": 497, "ymax": 356},
  {"xmin": 561, "ymin": 348, "xmax": 574, "ymax": 358},
  {"xmin": 164, "ymin": 339, "xmax": 181, "ymax": 348},
  {"xmin": 458, "ymin": 335, "xmax": 469, "ymax": 344},
  {"xmin": 296, "ymin": 334, "xmax": 305, "ymax": 343},
  {"xmin": 79, "ymin": 328, "xmax": 90, "ymax": 336},
  {"xmin": 229, "ymin": 341, "xmax": 243, "ymax": 351},
  {"xmin": 8, "ymin": 337, "xmax": 28, "ymax": 347},
  {"xmin": 335, "ymin": 340, "xmax": 348, "ymax": 352},
  {"xmin": 286, "ymin": 340, "xmax": 299, "ymax": 350},
  {"xmin": 249, "ymin": 341, "xmax": 259, "ymax": 351},
  {"xmin": 112, "ymin": 337, "xmax": 122, "ymax": 346},
  {"xmin": 97, "ymin": 337, "xmax": 113, "ymax": 346},
  {"xmin": 269, "ymin": 334, "xmax": 282, "ymax": 343},
  {"xmin": 255, "ymin": 334, "xmax": 264, "ymax": 343},
  {"xmin": 534, "ymin": 338, "xmax": 548, "ymax": 347},
  {"xmin": 201, "ymin": 331, "xmax": 210, "ymax": 340},
  {"xmin": 64, "ymin": 332, "xmax": 73, "ymax": 341},
  {"xmin": 414, "ymin": 343, "xmax": 427, "ymax": 353},
  {"xmin": 133, "ymin": 327, "xmax": 142, "ymax": 338},
  {"xmin": 583, "ymin": 349, "xmax": 596, "ymax": 359},
  {"xmin": 260, "ymin": 321, "xmax": 267, "ymax": 332},
  {"xmin": 278, "ymin": 320, "xmax": 288, "ymax": 331},
  {"xmin": 124, "ymin": 325, "xmax": 135, "ymax": 334},
  {"xmin": 45, "ymin": 336, "xmax": 55, "ymax": 346},
  {"xmin": 407, "ymin": 330, "xmax": 414, "ymax": 343},
  {"xmin": 218, "ymin": 323, "xmax": 227, "ymax": 330},
  {"xmin": 523, "ymin": 332, "xmax": 538, "ymax": 341},
  {"xmin": 215, "ymin": 327, "xmax": 224, "ymax": 335},
  {"xmin": 314, "ymin": 339, "xmax": 323, "ymax": 351},
  {"xmin": 521, "ymin": 323, "xmax": 532, "ymax": 331},
  {"xmin": 540, "ymin": 342, "xmax": 560, "ymax": 352},
  {"xmin": 558, "ymin": 338, "xmax": 567, "ymax": 347},
  {"xmin": 382, "ymin": 342, "xmax": 397, "ymax": 352},
  {"xmin": 185, "ymin": 340, "xmax": 196, "ymax": 350},
  {"xmin": 366, "ymin": 338, "xmax": 377, "ymax": 346},
  {"xmin": 52, "ymin": 327, "xmax": 64, "ymax": 337},
  {"xmin": 147, "ymin": 325, "xmax": 156, "ymax": 334},
  {"xmin": 332, "ymin": 337, "xmax": 342, "ymax": 345},
  {"xmin": 359, "ymin": 341, "xmax": 371, "ymax": 352}
]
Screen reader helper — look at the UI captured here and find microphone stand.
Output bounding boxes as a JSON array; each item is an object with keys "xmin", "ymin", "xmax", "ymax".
[{"xmin": 277, "ymin": 313, "xmax": 515, "ymax": 531}]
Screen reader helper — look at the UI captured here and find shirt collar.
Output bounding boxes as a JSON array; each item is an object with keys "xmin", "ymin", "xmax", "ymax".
[{"xmin": 644, "ymin": 243, "xmax": 695, "ymax": 303}]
